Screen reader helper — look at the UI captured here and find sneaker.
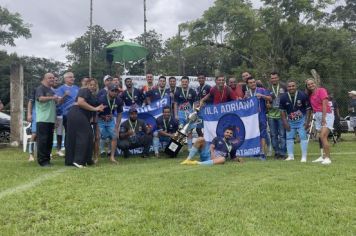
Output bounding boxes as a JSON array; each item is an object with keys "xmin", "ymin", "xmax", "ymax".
[
  {"xmin": 180, "ymin": 159, "xmax": 191, "ymax": 165},
  {"xmin": 28, "ymin": 154, "xmax": 35, "ymax": 162},
  {"xmin": 56, "ymin": 150, "xmax": 65, "ymax": 157},
  {"xmin": 73, "ymin": 162, "xmax": 85, "ymax": 168},
  {"xmin": 259, "ymin": 154, "xmax": 267, "ymax": 161},
  {"xmin": 285, "ymin": 156, "xmax": 294, "ymax": 161},
  {"xmin": 187, "ymin": 160, "xmax": 199, "ymax": 165},
  {"xmin": 312, "ymin": 156, "xmax": 324, "ymax": 163},
  {"xmin": 300, "ymin": 157, "xmax": 307, "ymax": 163},
  {"xmin": 321, "ymin": 158, "xmax": 332, "ymax": 165}
]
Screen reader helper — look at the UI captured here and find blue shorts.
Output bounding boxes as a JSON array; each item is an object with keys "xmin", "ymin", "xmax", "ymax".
[
  {"xmin": 98, "ymin": 119, "xmax": 116, "ymax": 139},
  {"xmin": 287, "ymin": 117, "xmax": 307, "ymax": 140},
  {"xmin": 200, "ymin": 143, "xmax": 211, "ymax": 162},
  {"xmin": 259, "ymin": 121, "xmax": 268, "ymax": 139},
  {"xmin": 31, "ymin": 108, "xmax": 37, "ymax": 133}
]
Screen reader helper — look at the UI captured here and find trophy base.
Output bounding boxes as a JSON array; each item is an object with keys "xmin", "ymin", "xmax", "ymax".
[{"xmin": 164, "ymin": 139, "xmax": 184, "ymax": 157}]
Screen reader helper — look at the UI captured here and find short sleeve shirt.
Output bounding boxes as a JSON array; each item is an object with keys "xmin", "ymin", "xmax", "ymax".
[
  {"xmin": 209, "ymin": 86, "xmax": 236, "ymax": 104},
  {"xmin": 309, "ymin": 88, "xmax": 331, "ymax": 113},
  {"xmin": 56, "ymin": 84, "xmax": 79, "ymax": 116},
  {"xmin": 120, "ymin": 119, "xmax": 147, "ymax": 137},
  {"xmin": 196, "ymin": 84, "xmax": 212, "ymax": 100},
  {"xmin": 76, "ymin": 88, "xmax": 98, "ymax": 120},
  {"xmin": 156, "ymin": 115, "xmax": 179, "ymax": 133},
  {"xmin": 268, "ymin": 83, "xmax": 287, "ymax": 118},
  {"xmin": 121, "ymin": 88, "xmax": 144, "ymax": 106},
  {"xmin": 211, "ymin": 137, "xmax": 234, "ymax": 159},
  {"xmin": 279, "ymin": 91, "xmax": 310, "ymax": 121},
  {"xmin": 98, "ymin": 94, "xmax": 124, "ymax": 117},
  {"xmin": 147, "ymin": 88, "xmax": 170, "ymax": 102},
  {"xmin": 174, "ymin": 87, "xmax": 197, "ymax": 110},
  {"xmin": 35, "ymin": 85, "xmax": 56, "ymax": 123}
]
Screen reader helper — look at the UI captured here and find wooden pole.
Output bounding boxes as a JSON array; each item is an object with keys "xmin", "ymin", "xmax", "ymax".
[{"xmin": 10, "ymin": 63, "xmax": 24, "ymax": 146}]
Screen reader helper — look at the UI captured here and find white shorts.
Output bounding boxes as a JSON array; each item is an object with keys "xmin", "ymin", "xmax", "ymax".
[
  {"xmin": 350, "ymin": 116, "xmax": 356, "ymax": 128},
  {"xmin": 56, "ymin": 116, "xmax": 64, "ymax": 135},
  {"xmin": 314, "ymin": 112, "xmax": 334, "ymax": 131}
]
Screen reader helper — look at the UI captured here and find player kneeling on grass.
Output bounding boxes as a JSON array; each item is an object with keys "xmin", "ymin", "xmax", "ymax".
[{"xmin": 181, "ymin": 127, "xmax": 242, "ymax": 165}]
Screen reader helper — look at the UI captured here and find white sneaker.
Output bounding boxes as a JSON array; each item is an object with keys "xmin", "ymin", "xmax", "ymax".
[
  {"xmin": 285, "ymin": 156, "xmax": 294, "ymax": 161},
  {"xmin": 321, "ymin": 158, "xmax": 331, "ymax": 165},
  {"xmin": 312, "ymin": 156, "xmax": 324, "ymax": 162},
  {"xmin": 56, "ymin": 150, "xmax": 65, "ymax": 157},
  {"xmin": 73, "ymin": 162, "xmax": 85, "ymax": 168},
  {"xmin": 300, "ymin": 157, "xmax": 307, "ymax": 163},
  {"xmin": 28, "ymin": 154, "xmax": 35, "ymax": 162}
]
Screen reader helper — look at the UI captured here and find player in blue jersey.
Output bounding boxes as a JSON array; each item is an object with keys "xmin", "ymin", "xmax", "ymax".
[
  {"xmin": 146, "ymin": 76, "xmax": 170, "ymax": 105},
  {"xmin": 121, "ymin": 77, "xmax": 144, "ymax": 106},
  {"xmin": 181, "ymin": 127, "xmax": 242, "ymax": 165},
  {"xmin": 173, "ymin": 76, "xmax": 197, "ymax": 150},
  {"xmin": 244, "ymin": 77, "xmax": 272, "ymax": 160},
  {"xmin": 97, "ymin": 84, "xmax": 123, "ymax": 163},
  {"xmin": 279, "ymin": 80, "xmax": 311, "ymax": 162}
]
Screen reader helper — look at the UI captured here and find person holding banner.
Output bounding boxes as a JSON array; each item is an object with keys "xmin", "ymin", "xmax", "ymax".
[
  {"xmin": 306, "ymin": 79, "xmax": 334, "ymax": 165},
  {"xmin": 228, "ymin": 77, "xmax": 244, "ymax": 99},
  {"xmin": 146, "ymin": 76, "xmax": 170, "ymax": 105},
  {"xmin": 279, "ymin": 81, "xmax": 311, "ymax": 162},
  {"xmin": 97, "ymin": 84, "xmax": 123, "ymax": 163},
  {"xmin": 244, "ymin": 77, "xmax": 272, "ymax": 160},
  {"xmin": 121, "ymin": 77, "xmax": 144, "ymax": 106},
  {"xmin": 174, "ymin": 76, "xmax": 197, "ymax": 150},
  {"xmin": 153, "ymin": 106, "xmax": 179, "ymax": 157},
  {"xmin": 118, "ymin": 107, "xmax": 153, "ymax": 158},
  {"xmin": 181, "ymin": 127, "xmax": 242, "ymax": 165},
  {"xmin": 199, "ymin": 75, "xmax": 236, "ymax": 106}
]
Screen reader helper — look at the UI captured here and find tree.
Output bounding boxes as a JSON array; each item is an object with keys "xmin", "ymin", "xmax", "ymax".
[
  {"xmin": 62, "ymin": 25, "xmax": 124, "ymax": 81},
  {"xmin": 0, "ymin": 6, "xmax": 31, "ymax": 46}
]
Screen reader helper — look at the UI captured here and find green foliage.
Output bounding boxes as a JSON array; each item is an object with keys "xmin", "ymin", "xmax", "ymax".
[
  {"xmin": 62, "ymin": 25, "xmax": 124, "ymax": 82},
  {"xmin": 0, "ymin": 139, "xmax": 355, "ymax": 235},
  {"xmin": 0, "ymin": 6, "xmax": 31, "ymax": 46}
]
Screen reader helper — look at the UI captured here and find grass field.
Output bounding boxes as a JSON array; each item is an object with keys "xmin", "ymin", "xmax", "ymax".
[{"xmin": 0, "ymin": 137, "xmax": 355, "ymax": 235}]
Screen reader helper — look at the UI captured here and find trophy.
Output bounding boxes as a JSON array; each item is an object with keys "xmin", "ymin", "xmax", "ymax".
[{"xmin": 165, "ymin": 106, "xmax": 200, "ymax": 157}]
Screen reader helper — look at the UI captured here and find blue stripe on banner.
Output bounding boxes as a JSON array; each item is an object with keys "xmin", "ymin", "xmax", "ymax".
[
  {"xmin": 235, "ymin": 136, "xmax": 261, "ymax": 157},
  {"xmin": 199, "ymin": 97, "xmax": 259, "ymax": 121}
]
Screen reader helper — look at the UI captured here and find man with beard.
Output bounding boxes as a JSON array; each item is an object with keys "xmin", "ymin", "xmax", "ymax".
[
  {"xmin": 181, "ymin": 127, "xmax": 242, "ymax": 165},
  {"xmin": 228, "ymin": 76, "xmax": 244, "ymax": 99},
  {"xmin": 244, "ymin": 77, "xmax": 272, "ymax": 160},
  {"xmin": 174, "ymin": 76, "xmax": 197, "ymax": 150},
  {"xmin": 279, "ymin": 80, "xmax": 311, "ymax": 162},
  {"xmin": 146, "ymin": 76, "xmax": 170, "ymax": 105},
  {"xmin": 195, "ymin": 73, "xmax": 211, "ymax": 137},
  {"xmin": 153, "ymin": 106, "xmax": 179, "ymax": 157},
  {"xmin": 118, "ymin": 107, "xmax": 153, "ymax": 158},
  {"xmin": 121, "ymin": 77, "xmax": 144, "ymax": 106},
  {"xmin": 199, "ymin": 75, "xmax": 236, "ymax": 106},
  {"xmin": 97, "ymin": 84, "xmax": 123, "ymax": 163}
]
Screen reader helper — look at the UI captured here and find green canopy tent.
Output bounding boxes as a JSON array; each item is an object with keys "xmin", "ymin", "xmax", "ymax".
[{"xmin": 106, "ymin": 41, "xmax": 148, "ymax": 74}]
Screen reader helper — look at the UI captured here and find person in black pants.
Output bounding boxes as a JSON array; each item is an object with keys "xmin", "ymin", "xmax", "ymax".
[
  {"xmin": 118, "ymin": 107, "xmax": 153, "ymax": 158},
  {"xmin": 65, "ymin": 78, "xmax": 105, "ymax": 168},
  {"xmin": 35, "ymin": 73, "xmax": 60, "ymax": 167}
]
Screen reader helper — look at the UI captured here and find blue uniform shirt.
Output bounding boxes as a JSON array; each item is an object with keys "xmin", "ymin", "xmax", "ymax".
[
  {"xmin": 156, "ymin": 115, "xmax": 179, "ymax": 134},
  {"xmin": 121, "ymin": 88, "xmax": 144, "ymax": 106},
  {"xmin": 55, "ymin": 84, "xmax": 79, "ymax": 116},
  {"xmin": 174, "ymin": 87, "xmax": 197, "ymax": 111},
  {"xmin": 98, "ymin": 94, "xmax": 124, "ymax": 117},
  {"xmin": 196, "ymin": 84, "xmax": 211, "ymax": 101},
  {"xmin": 245, "ymin": 87, "xmax": 272, "ymax": 121},
  {"xmin": 211, "ymin": 136, "xmax": 235, "ymax": 159},
  {"xmin": 147, "ymin": 88, "xmax": 170, "ymax": 102},
  {"xmin": 279, "ymin": 90, "xmax": 310, "ymax": 121}
]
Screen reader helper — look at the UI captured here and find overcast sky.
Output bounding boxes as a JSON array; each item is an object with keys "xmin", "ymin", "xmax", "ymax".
[{"xmin": 0, "ymin": 0, "xmax": 262, "ymax": 62}]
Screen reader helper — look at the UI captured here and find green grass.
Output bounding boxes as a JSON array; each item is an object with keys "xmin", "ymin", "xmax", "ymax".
[{"xmin": 0, "ymin": 138, "xmax": 355, "ymax": 235}]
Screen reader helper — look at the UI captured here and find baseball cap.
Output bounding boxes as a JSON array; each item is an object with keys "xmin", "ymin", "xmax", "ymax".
[
  {"xmin": 103, "ymin": 75, "xmax": 113, "ymax": 83},
  {"xmin": 129, "ymin": 107, "xmax": 138, "ymax": 113},
  {"xmin": 108, "ymin": 84, "xmax": 119, "ymax": 91}
]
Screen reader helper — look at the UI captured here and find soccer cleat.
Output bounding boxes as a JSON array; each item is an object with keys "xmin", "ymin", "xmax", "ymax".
[
  {"xmin": 300, "ymin": 157, "xmax": 307, "ymax": 163},
  {"xmin": 180, "ymin": 159, "xmax": 190, "ymax": 165},
  {"xmin": 312, "ymin": 156, "xmax": 324, "ymax": 163},
  {"xmin": 321, "ymin": 158, "xmax": 332, "ymax": 165},
  {"xmin": 188, "ymin": 160, "xmax": 199, "ymax": 165},
  {"xmin": 285, "ymin": 156, "xmax": 294, "ymax": 161},
  {"xmin": 259, "ymin": 154, "xmax": 267, "ymax": 161},
  {"xmin": 28, "ymin": 154, "xmax": 35, "ymax": 162}
]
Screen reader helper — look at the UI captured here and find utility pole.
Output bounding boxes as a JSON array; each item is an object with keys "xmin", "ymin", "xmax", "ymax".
[
  {"xmin": 89, "ymin": 0, "xmax": 93, "ymax": 78},
  {"xmin": 143, "ymin": 0, "xmax": 147, "ymax": 75}
]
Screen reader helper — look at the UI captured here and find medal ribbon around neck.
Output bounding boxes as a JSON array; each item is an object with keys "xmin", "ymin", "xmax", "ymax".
[
  {"xmin": 272, "ymin": 84, "xmax": 280, "ymax": 97},
  {"xmin": 287, "ymin": 91, "xmax": 298, "ymax": 109},
  {"xmin": 129, "ymin": 119, "xmax": 137, "ymax": 131}
]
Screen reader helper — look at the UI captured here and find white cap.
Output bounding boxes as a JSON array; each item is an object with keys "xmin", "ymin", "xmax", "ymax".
[
  {"xmin": 348, "ymin": 90, "xmax": 356, "ymax": 96},
  {"xmin": 103, "ymin": 75, "xmax": 112, "ymax": 83}
]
